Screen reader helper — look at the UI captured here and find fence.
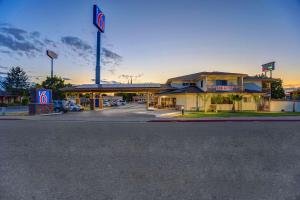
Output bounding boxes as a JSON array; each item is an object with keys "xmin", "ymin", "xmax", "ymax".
[{"xmin": 270, "ymin": 100, "xmax": 300, "ymax": 112}]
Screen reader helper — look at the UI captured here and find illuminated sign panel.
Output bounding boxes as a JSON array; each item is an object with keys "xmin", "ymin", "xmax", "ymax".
[
  {"xmin": 36, "ymin": 89, "xmax": 52, "ymax": 104},
  {"xmin": 262, "ymin": 62, "xmax": 275, "ymax": 72},
  {"xmin": 93, "ymin": 5, "xmax": 105, "ymax": 33}
]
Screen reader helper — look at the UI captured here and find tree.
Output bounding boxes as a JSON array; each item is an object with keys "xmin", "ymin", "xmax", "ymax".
[
  {"xmin": 228, "ymin": 94, "xmax": 243, "ymax": 112},
  {"xmin": 199, "ymin": 93, "xmax": 210, "ymax": 112},
  {"xmin": 41, "ymin": 76, "xmax": 71, "ymax": 100},
  {"xmin": 271, "ymin": 80, "xmax": 285, "ymax": 99},
  {"xmin": 228, "ymin": 94, "xmax": 236, "ymax": 112},
  {"xmin": 235, "ymin": 94, "xmax": 243, "ymax": 111},
  {"xmin": 252, "ymin": 95, "xmax": 261, "ymax": 112},
  {"xmin": 211, "ymin": 94, "xmax": 223, "ymax": 112},
  {"xmin": 1, "ymin": 66, "xmax": 29, "ymax": 96}
]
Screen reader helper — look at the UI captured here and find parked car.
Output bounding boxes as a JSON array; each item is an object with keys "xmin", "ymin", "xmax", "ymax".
[
  {"xmin": 68, "ymin": 101, "xmax": 83, "ymax": 111},
  {"xmin": 110, "ymin": 101, "xmax": 118, "ymax": 106},
  {"xmin": 119, "ymin": 100, "xmax": 127, "ymax": 105},
  {"xmin": 53, "ymin": 100, "xmax": 68, "ymax": 113},
  {"xmin": 103, "ymin": 101, "xmax": 111, "ymax": 107}
]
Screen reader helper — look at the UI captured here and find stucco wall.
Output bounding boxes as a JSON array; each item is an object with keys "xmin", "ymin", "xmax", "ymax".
[
  {"xmin": 270, "ymin": 101, "xmax": 300, "ymax": 112},
  {"xmin": 174, "ymin": 94, "xmax": 258, "ymax": 111}
]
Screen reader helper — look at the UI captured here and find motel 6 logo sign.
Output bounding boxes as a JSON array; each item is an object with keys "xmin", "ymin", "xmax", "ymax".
[
  {"xmin": 37, "ymin": 89, "xmax": 51, "ymax": 104},
  {"xmin": 93, "ymin": 5, "xmax": 105, "ymax": 33}
]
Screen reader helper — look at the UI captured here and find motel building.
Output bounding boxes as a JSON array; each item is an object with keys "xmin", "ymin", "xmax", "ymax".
[{"xmin": 61, "ymin": 71, "xmax": 277, "ymax": 112}]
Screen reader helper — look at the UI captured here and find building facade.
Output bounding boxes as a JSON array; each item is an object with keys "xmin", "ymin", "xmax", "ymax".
[
  {"xmin": 156, "ymin": 72, "xmax": 276, "ymax": 111},
  {"xmin": 62, "ymin": 71, "xmax": 277, "ymax": 112}
]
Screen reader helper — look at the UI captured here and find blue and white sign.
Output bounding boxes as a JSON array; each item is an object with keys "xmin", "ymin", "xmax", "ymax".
[
  {"xmin": 36, "ymin": 89, "xmax": 52, "ymax": 104},
  {"xmin": 93, "ymin": 5, "xmax": 105, "ymax": 33}
]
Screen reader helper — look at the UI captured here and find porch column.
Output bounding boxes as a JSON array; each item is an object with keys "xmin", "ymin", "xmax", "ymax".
[
  {"xmin": 146, "ymin": 92, "xmax": 150, "ymax": 110},
  {"xmin": 196, "ymin": 94, "xmax": 199, "ymax": 111},
  {"xmin": 158, "ymin": 96, "xmax": 161, "ymax": 107},
  {"xmin": 99, "ymin": 93, "xmax": 104, "ymax": 109},
  {"xmin": 241, "ymin": 76, "xmax": 244, "ymax": 91},
  {"xmin": 75, "ymin": 93, "xmax": 80, "ymax": 105},
  {"xmin": 90, "ymin": 92, "xmax": 95, "ymax": 110}
]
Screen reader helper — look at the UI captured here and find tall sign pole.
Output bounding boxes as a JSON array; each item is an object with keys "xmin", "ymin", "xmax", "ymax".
[
  {"xmin": 95, "ymin": 30, "xmax": 101, "ymax": 84},
  {"xmin": 46, "ymin": 50, "xmax": 58, "ymax": 78},
  {"xmin": 93, "ymin": 5, "xmax": 105, "ymax": 85}
]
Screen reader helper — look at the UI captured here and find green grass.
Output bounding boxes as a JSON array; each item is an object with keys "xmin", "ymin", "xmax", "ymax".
[
  {"xmin": 180, "ymin": 111, "xmax": 300, "ymax": 118},
  {"xmin": 0, "ymin": 112, "xmax": 28, "ymax": 116}
]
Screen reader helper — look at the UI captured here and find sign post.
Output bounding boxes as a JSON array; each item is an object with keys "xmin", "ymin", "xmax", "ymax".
[
  {"xmin": 46, "ymin": 50, "xmax": 58, "ymax": 78},
  {"xmin": 92, "ymin": 5, "xmax": 105, "ymax": 110},
  {"xmin": 93, "ymin": 5, "xmax": 105, "ymax": 84}
]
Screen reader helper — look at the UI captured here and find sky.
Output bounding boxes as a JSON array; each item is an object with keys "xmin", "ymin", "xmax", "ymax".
[{"xmin": 0, "ymin": 0, "xmax": 300, "ymax": 87}]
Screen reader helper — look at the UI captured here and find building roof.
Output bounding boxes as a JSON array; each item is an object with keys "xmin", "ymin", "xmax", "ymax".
[
  {"xmin": 244, "ymin": 76, "xmax": 280, "ymax": 82},
  {"xmin": 61, "ymin": 83, "xmax": 172, "ymax": 93},
  {"xmin": 166, "ymin": 71, "xmax": 248, "ymax": 83},
  {"xmin": 158, "ymin": 86, "xmax": 204, "ymax": 95}
]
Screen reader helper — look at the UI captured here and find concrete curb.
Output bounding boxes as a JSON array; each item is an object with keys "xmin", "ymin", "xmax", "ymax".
[{"xmin": 149, "ymin": 119, "xmax": 300, "ymax": 122}]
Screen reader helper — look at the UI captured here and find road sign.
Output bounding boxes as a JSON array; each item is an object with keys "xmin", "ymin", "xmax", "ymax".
[
  {"xmin": 93, "ymin": 5, "xmax": 105, "ymax": 33},
  {"xmin": 262, "ymin": 62, "xmax": 275, "ymax": 72},
  {"xmin": 36, "ymin": 89, "xmax": 52, "ymax": 104}
]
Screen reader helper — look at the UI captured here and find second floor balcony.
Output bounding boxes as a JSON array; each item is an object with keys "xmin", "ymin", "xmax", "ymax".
[{"xmin": 206, "ymin": 85, "xmax": 243, "ymax": 92}]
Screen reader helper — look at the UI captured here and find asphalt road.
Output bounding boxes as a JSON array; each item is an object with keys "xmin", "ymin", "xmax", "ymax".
[{"xmin": 1, "ymin": 120, "xmax": 300, "ymax": 200}]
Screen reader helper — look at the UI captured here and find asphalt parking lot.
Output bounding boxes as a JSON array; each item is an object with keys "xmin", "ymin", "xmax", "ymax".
[{"xmin": 1, "ymin": 118, "xmax": 300, "ymax": 200}]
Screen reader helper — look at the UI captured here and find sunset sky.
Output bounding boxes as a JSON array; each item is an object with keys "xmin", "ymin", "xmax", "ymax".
[{"xmin": 0, "ymin": 0, "xmax": 300, "ymax": 87}]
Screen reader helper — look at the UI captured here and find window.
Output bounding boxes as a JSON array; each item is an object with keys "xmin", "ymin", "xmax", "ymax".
[
  {"xmin": 243, "ymin": 97, "xmax": 252, "ymax": 103},
  {"xmin": 182, "ymin": 82, "xmax": 196, "ymax": 86},
  {"xmin": 200, "ymin": 80, "xmax": 203, "ymax": 88},
  {"xmin": 216, "ymin": 80, "xmax": 228, "ymax": 86}
]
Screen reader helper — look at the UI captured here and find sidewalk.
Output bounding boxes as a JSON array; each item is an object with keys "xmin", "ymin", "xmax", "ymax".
[{"xmin": 150, "ymin": 116, "xmax": 300, "ymax": 122}]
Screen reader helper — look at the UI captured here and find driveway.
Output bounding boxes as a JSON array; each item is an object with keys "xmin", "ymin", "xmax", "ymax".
[{"xmin": 6, "ymin": 103, "xmax": 178, "ymax": 122}]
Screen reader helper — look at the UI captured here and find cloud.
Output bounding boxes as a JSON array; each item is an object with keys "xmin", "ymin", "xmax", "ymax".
[
  {"xmin": 100, "ymin": 79, "xmax": 121, "ymax": 84},
  {"xmin": 0, "ymin": 71, "xmax": 7, "ymax": 75},
  {"xmin": 61, "ymin": 35, "xmax": 122, "ymax": 73},
  {"xmin": 102, "ymin": 48, "xmax": 122, "ymax": 62},
  {"xmin": 0, "ymin": 27, "xmax": 27, "ymax": 41},
  {"xmin": 0, "ymin": 65, "xmax": 8, "ymax": 69},
  {"xmin": 0, "ymin": 24, "xmax": 45, "ymax": 56},
  {"xmin": 63, "ymin": 77, "xmax": 71, "ymax": 81},
  {"xmin": 101, "ymin": 48, "xmax": 122, "ymax": 73},
  {"xmin": 44, "ymin": 38, "xmax": 57, "ymax": 47},
  {"xmin": 0, "ymin": 49, "xmax": 10, "ymax": 54},
  {"xmin": 0, "ymin": 25, "xmax": 123, "ymax": 75},
  {"xmin": 61, "ymin": 36, "xmax": 92, "ymax": 52}
]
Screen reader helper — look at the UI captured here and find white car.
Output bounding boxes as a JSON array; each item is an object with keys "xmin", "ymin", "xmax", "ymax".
[
  {"xmin": 103, "ymin": 101, "xmax": 111, "ymax": 107},
  {"xmin": 68, "ymin": 102, "xmax": 83, "ymax": 111}
]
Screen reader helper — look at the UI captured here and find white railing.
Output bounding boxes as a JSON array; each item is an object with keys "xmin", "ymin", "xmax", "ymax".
[{"xmin": 206, "ymin": 85, "xmax": 243, "ymax": 92}]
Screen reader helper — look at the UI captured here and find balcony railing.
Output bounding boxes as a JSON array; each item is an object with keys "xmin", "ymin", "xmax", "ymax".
[{"xmin": 206, "ymin": 85, "xmax": 243, "ymax": 92}]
